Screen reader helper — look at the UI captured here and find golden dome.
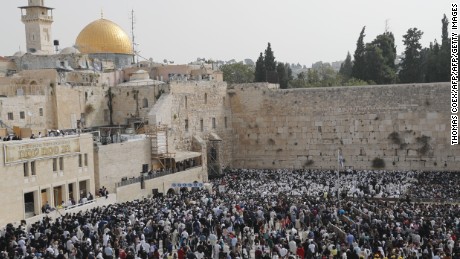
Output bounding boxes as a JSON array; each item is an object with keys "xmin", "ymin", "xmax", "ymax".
[{"xmin": 75, "ymin": 19, "xmax": 133, "ymax": 55}]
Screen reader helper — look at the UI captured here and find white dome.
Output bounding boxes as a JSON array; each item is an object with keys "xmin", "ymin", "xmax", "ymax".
[
  {"xmin": 13, "ymin": 51, "xmax": 25, "ymax": 57},
  {"xmin": 60, "ymin": 47, "xmax": 80, "ymax": 55}
]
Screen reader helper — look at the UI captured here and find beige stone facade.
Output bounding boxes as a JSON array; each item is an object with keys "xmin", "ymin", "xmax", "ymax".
[
  {"xmin": 0, "ymin": 133, "xmax": 95, "ymax": 226},
  {"xmin": 149, "ymin": 81, "xmax": 234, "ymax": 168},
  {"xmin": 228, "ymin": 82, "xmax": 460, "ymax": 171},
  {"xmin": 94, "ymin": 138, "xmax": 151, "ymax": 194}
]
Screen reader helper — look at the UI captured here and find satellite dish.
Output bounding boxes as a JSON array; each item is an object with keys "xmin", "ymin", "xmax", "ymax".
[{"xmin": 163, "ymin": 59, "xmax": 168, "ymax": 63}]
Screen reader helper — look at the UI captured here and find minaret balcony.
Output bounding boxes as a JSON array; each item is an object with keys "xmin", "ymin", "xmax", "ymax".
[{"xmin": 21, "ymin": 15, "xmax": 53, "ymax": 22}]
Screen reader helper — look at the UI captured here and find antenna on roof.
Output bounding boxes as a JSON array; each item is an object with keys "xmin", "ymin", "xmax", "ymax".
[
  {"xmin": 131, "ymin": 9, "xmax": 137, "ymax": 64},
  {"xmin": 385, "ymin": 19, "xmax": 390, "ymax": 33},
  {"xmin": 101, "ymin": 9, "xmax": 104, "ymax": 19}
]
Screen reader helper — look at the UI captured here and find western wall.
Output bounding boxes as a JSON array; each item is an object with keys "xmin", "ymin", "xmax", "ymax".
[{"xmin": 226, "ymin": 82, "xmax": 459, "ymax": 171}]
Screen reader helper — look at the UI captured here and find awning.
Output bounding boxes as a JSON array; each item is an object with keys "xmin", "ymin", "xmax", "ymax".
[
  {"xmin": 174, "ymin": 151, "xmax": 202, "ymax": 162},
  {"xmin": 208, "ymin": 132, "xmax": 222, "ymax": 141}
]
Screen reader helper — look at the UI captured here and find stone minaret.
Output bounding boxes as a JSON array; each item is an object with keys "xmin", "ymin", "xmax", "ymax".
[{"xmin": 19, "ymin": 0, "xmax": 54, "ymax": 54}]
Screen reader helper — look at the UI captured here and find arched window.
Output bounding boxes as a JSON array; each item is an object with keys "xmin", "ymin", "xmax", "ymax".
[{"xmin": 142, "ymin": 98, "xmax": 148, "ymax": 108}]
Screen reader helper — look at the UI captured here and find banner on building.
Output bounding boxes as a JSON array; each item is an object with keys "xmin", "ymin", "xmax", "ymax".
[
  {"xmin": 4, "ymin": 137, "xmax": 80, "ymax": 165},
  {"xmin": 171, "ymin": 182, "xmax": 204, "ymax": 188}
]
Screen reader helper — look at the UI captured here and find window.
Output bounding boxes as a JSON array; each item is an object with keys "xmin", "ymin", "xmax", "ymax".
[
  {"xmin": 8, "ymin": 112, "xmax": 13, "ymax": 120},
  {"xmin": 185, "ymin": 119, "xmax": 189, "ymax": 132},
  {"xmin": 225, "ymin": 117, "xmax": 228, "ymax": 128},
  {"xmin": 39, "ymin": 108, "xmax": 43, "ymax": 116},
  {"xmin": 59, "ymin": 157, "xmax": 64, "ymax": 171},
  {"xmin": 212, "ymin": 117, "xmax": 216, "ymax": 129},
  {"xmin": 52, "ymin": 158, "xmax": 57, "ymax": 172},
  {"xmin": 31, "ymin": 161, "xmax": 36, "ymax": 176},
  {"xmin": 204, "ymin": 93, "xmax": 207, "ymax": 104},
  {"xmin": 84, "ymin": 154, "xmax": 88, "ymax": 167},
  {"xmin": 185, "ymin": 96, "xmax": 188, "ymax": 109},
  {"xmin": 200, "ymin": 119, "xmax": 204, "ymax": 132},
  {"xmin": 78, "ymin": 154, "xmax": 82, "ymax": 167},
  {"xmin": 23, "ymin": 163, "xmax": 29, "ymax": 177},
  {"xmin": 143, "ymin": 98, "xmax": 148, "ymax": 108},
  {"xmin": 20, "ymin": 111, "xmax": 25, "ymax": 119}
]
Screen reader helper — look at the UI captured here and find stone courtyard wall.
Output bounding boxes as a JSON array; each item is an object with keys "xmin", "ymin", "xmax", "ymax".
[
  {"xmin": 159, "ymin": 81, "xmax": 234, "ymax": 167},
  {"xmin": 228, "ymin": 82, "xmax": 459, "ymax": 171}
]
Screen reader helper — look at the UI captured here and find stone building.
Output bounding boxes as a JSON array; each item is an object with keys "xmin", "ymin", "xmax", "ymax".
[{"xmin": 0, "ymin": 133, "xmax": 95, "ymax": 226}]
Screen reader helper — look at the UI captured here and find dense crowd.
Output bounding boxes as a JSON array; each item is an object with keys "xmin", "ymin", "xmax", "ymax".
[{"xmin": 1, "ymin": 169, "xmax": 459, "ymax": 259}]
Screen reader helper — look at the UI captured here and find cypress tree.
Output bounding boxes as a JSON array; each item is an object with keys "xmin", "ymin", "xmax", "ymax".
[
  {"xmin": 339, "ymin": 52, "xmax": 353, "ymax": 81},
  {"xmin": 351, "ymin": 26, "xmax": 367, "ymax": 81},
  {"xmin": 254, "ymin": 52, "xmax": 266, "ymax": 82},
  {"xmin": 399, "ymin": 28, "xmax": 424, "ymax": 83}
]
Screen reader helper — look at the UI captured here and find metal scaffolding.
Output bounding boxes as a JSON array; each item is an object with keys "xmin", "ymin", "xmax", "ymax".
[
  {"xmin": 145, "ymin": 125, "xmax": 175, "ymax": 170},
  {"xmin": 207, "ymin": 137, "xmax": 222, "ymax": 177}
]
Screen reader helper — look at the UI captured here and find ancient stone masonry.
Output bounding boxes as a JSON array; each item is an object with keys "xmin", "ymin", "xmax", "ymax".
[
  {"xmin": 158, "ymin": 81, "xmax": 234, "ymax": 167},
  {"xmin": 227, "ymin": 82, "xmax": 459, "ymax": 171}
]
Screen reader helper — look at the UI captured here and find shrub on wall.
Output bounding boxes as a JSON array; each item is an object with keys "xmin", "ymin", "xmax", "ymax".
[
  {"xmin": 304, "ymin": 160, "xmax": 314, "ymax": 167},
  {"xmin": 416, "ymin": 135, "xmax": 431, "ymax": 156},
  {"xmin": 372, "ymin": 157, "xmax": 385, "ymax": 169},
  {"xmin": 388, "ymin": 132, "xmax": 402, "ymax": 145},
  {"xmin": 85, "ymin": 104, "xmax": 95, "ymax": 114}
]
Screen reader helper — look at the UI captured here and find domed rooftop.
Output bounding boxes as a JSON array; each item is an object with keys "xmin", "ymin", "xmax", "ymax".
[
  {"xmin": 75, "ymin": 18, "xmax": 133, "ymax": 55},
  {"xmin": 13, "ymin": 51, "xmax": 25, "ymax": 57},
  {"xmin": 60, "ymin": 46, "xmax": 80, "ymax": 55}
]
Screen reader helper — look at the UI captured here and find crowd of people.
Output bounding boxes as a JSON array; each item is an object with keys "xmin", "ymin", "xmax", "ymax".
[{"xmin": 0, "ymin": 169, "xmax": 459, "ymax": 259}]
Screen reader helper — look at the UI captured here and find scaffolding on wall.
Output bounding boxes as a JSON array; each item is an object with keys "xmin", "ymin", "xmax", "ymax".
[
  {"xmin": 145, "ymin": 125, "xmax": 175, "ymax": 170},
  {"xmin": 207, "ymin": 133, "xmax": 222, "ymax": 178}
]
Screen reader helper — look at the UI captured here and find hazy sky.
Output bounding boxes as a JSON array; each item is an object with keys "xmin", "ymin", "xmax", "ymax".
[{"xmin": 1, "ymin": 0, "xmax": 453, "ymax": 66}]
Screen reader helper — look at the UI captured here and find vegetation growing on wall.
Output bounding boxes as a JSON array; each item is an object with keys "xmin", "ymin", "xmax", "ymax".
[
  {"xmin": 372, "ymin": 157, "xmax": 385, "ymax": 168},
  {"xmin": 416, "ymin": 135, "xmax": 431, "ymax": 155},
  {"xmin": 84, "ymin": 104, "xmax": 94, "ymax": 114}
]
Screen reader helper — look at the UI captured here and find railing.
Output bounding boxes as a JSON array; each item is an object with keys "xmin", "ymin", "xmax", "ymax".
[
  {"xmin": 115, "ymin": 166, "xmax": 202, "ymax": 188},
  {"xmin": 21, "ymin": 15, "xmax": 53, "ymax": 21},
  {"xmin": 364, "ymin": 196, "xmax": 460, "ymax": 204},
  {"xmin": 61, "ymin": 199, "xmax": 95, "ymax": 211}
]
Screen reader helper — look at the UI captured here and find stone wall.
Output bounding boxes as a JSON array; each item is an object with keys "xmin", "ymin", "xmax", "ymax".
[
  {"xmin": 116, "ymin": 167, "xmax": 206, "ymax": 203},
  {"xmin": 165, "ymin": 81, "xmax": 233, "ymax": 167},
  {"xmin": 94, "ymin": 138, "xmax": 151, "ymax": 194},
  {"xmin": 229, "ymin": 82, "xmax": 460, "ymax": 171},
  {"xmin": 111, "ymin": 83, "xmax": 168, "ymax": 126}
]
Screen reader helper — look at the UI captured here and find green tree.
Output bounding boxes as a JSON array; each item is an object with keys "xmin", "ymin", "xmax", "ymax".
[
  {"xmin": 339, "ymin": 52, "xmax": 353, "ymax": 81},
  {"xmin": 352, "ymin": 26, "xmax": 367, "ymax": 81},
  {"xmin": 254, "ymin": 52, "xmax": 266, "ymax": 82},
  {"xmin": 364, "ymin": 32, "xmax": 397, "ymax": 84},
  {"xmin": 399, "ymin": 28, "xmax": 424, "ymax": 83},
  {"xmin": 423, "ymin": 41, "xmax": 441, "ymax": 82},
  {"xmin": 289, "ymin": 72, "xmax": 308, "ymax": 88},
  {"xmin": 221, "ymin": 63, "xmax": 254, "ymax": 84},
  {"xmin": 276, "ymin": 62, "xmax": 293, "ymax": 89},
  {"xmin": 373, "ymin": 32, "xmax": 397, "ymax": 71},
  {"xmin": 344, "ymin": 78, "xmax": 369, "ymax": 86},
  {"xmin": 438, "ymin": 14, "xmax": 450, "ymax": 81},
  {"xmin": 264, "ymin": 43, "xmax": 278, "ymax": 83},
  {"xmin": 264, "ymin": 42, "xmax": 277, "ymax": 72}
]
